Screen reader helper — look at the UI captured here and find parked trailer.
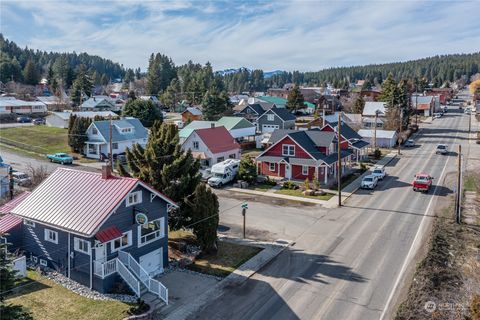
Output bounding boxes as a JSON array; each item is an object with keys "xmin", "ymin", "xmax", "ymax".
[{"xmin": 207, "ymin": 159, "xmax": 240, "ymax": 187}]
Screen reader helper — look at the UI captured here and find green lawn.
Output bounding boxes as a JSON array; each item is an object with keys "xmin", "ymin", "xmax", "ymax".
[
  {"xmin": 464, "ymin": 175, "xmax": 477, "ymax": 192},
  {"xmin": 187, "ymin": 241, "xmax": 262, "ymax": 277},
  {"xmin": 247, "ymin": 183, "xmax": 275, "ymax": 192},
  {"xmin": 241, "ymin": 148, "xmax": 262, "ymax": 158},
  {"xmin": 7, "ymin": 271, "xmax": 132, "ymax": 320},
  {"xmin": 0, "ymin": 126, "xmax": 69, "ymax": 154},
  {"xmin": 275, "ymin": 188, "xmax": 335, "ymax": 201}
]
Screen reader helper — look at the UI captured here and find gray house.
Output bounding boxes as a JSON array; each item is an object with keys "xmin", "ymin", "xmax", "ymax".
[
  {"xmin": 8, "ymin": 167, "xmax": 176, "ymax": 304},
  {"xmin": 79, "ymin": 96, "xmax": 115, "ymax": 111},
  {"xmin": 256, "ymin": 108, "xmax": 296, "ymax": 133}
]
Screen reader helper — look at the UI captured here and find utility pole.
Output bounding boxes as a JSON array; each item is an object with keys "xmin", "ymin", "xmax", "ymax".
[
  {"xmin": 456, "ymin": 145, "xmax": 462, "ymax": 224},
  {"xmin": 109, "ymin": 115, "xmax": 113, "ymax": 168},
  {"xmin": 8, "ymin": 166, "xmax": 14, "ymax": 200},
  {"xmin": 415, "ymin": 93, "xmax": 418, "ymax": 126},
  {"xmin": 337, "ymin": 112, "xmax": 342, "ymax": 207},
  {"xmin": 398, "ymin": 108, "xmax": 402, "ymax": 155},
  {"xmin": 373, "ymin": 110, "xmax": 378, "ymax": 150}
]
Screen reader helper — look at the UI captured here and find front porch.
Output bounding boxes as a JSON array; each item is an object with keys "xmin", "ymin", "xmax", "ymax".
[{"xmin": 86, "ymin": 141, "xmax": 106, "ymax": 160}]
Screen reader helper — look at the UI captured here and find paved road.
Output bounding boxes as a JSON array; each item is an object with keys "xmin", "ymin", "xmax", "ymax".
[{"xmin": 192, "ymin": 105, "xmax": 472, "ymax": 320}]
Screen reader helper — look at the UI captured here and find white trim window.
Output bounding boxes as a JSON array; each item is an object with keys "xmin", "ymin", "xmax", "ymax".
[
  {"xmin": 267, "ymin": 114, "xmax": 274, "ymax": 121},
  {"xmin": 269, "ymin": 162, "xmax": 275, "ymax": 171},
  {"xmin": 126, "ymin": 191, "xmax": 142, "ymax": 206},
  {"xmin": 111, "ymin": 231, "xmax": 132, "ymax": 252},
  {"xmin": 32, "ymin": 256, "xmax": 38, "ymax": 263},
  {"xmin": 44, "ymin": 229, "xmax": 58, "ymax": 244},
  {"xmin": 24, "ymin": 219, "xmax": 35, "ymax": 227},
  {"xmin": 302, "ymin": 165, "xmax": 309, "ymax": 175},
  {"xmin": 40, "ymin": 259, "xmax": 47, "ymax": 266},
  {"xmin": 74, "ymin": 237, "xmax": 91, "ymax": 255},
  {"xmin": 92, "ymin": 127, "xmax": 98, "ymax": 135},
  {"xmin": 193, "ymin": 141, "xmax": 199, "ymax": 150},
  {"xmin": 138, "ymin": 217, "xmax": 165, "ymax": 247},
  {"xmin": 282, "ymin": 145, "xmax": 295, "ymax": 156},
  {"xmin": 112, "ymin": 142, "xmax": 118, "ymax": 150}
]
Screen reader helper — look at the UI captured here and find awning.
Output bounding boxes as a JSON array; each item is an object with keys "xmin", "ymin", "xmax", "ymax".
[
  {"xmin": 0, "ymin": 214, "xmax": 22, "ymax": 233},
  {"xmin": 191, "ymin": 152, "xmax": 207, "ymax": 159},
  {"xmin": 95, "ymin": 226, "xmax": 123, "ymax": 243}
]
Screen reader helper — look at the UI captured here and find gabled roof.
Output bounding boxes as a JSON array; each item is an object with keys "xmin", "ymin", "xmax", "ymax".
[
  {"xmin": 412, "ymin": 95, "xmax": 433, "ymax": 105},
  {"xmin": 182, "ymin": 107, "xmax": 202, "ymax": 116},
  {"xmin": 257, "ymin": 96, "xmax": 287, "ymax": 107},
  {"xmin": 327, "ymin": 121, "xmax": 363, "ymax": 141},
  {"xmin": 90, "ymin": 118, "xmax": 148, "ymax": 143},
  {"xmin": 288, "ymin": 132, "xmax": 326, "ymax": 160},
  {"xmin": 363, "ymin": 102, "xmax": 387, "ymax": 116},
  {"xmin": 217, "ymin": 117, "xmax": 255, "ymax": 130},
  {"xmin": 179, "ymin": 121, "xmax": 220, "ymax": 139},
  {"xmin": 80, "ymin": 96, "xmax": 114, "ymax": 109},
  {"xmin": 358, "ymin": 129, "xmax": 397, "ymax": 139},
  {"xmin": 51, "ymin": 111, "xmax": 118, "ymax": 121},
  {"xmin": 194, "ymin": 126, "xmax": 240, "ymax": 154},
  {"xmin": 0, "ymin": 214, "xmax": 22, "ymax": 233},
  {"xmin": 11, "ymin": 168, "xmax": 176, "ymax": 236},
  {"xmin": 0, "ymin": 191, "xmax": 31, "ymax": 214},
  {"xmin": 238, "ymin": 103, "xmax": 265, "ymax": 115},
  {"xmin": 261, "ymin": 108, "xmax": 296, "ymax": 122},
  {"xmin": 269, "ymin": 129, "xmax": 335, "ymax": 148}
]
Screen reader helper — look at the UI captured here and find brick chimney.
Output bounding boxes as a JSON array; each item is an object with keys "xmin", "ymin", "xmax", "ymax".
[{"xmin": 102, "ymin": 165, "xmax": 112, "ymax": 179}]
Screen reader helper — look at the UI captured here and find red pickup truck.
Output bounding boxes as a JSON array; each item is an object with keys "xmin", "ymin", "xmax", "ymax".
[{"xmin": 412, "ymin": 173, "xmax": 433, "ymax": 192}]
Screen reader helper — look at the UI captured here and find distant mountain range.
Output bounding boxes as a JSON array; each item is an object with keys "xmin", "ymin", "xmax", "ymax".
[{"xmin": 215, "ymin": 68, "xmax": 284, "ymax": 78}]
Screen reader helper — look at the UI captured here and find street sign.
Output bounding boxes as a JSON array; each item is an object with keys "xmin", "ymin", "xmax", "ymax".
[{"xmin": 241, "ymin": 202, "xmax": 248, "ymax": 209}]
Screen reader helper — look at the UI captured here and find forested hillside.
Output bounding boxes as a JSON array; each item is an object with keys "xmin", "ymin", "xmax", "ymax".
[{"xmin": 0, "ymin": 34, "xmax": 124, "ymax": 85}]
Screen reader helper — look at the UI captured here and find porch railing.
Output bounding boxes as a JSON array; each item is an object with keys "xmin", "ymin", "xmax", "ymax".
[
  {"xmin": 93, "ymin": 259, "xmax": 117, "ymax": 278},
  {"xmin": 116, "ymin": 258, "xmax": 141, "ymax": 296}
]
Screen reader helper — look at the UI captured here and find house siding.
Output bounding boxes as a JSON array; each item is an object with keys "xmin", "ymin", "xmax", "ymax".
[
  {"xmin": 182, "ymin": 131, "xmax": 240, "ymax": 167},
  {"xmin": 265, "ymin": 136, "xmax": 312, "ymax": 159},
  {"xmin": 257, "ymin": 110, "xmax": 285, "ymax": 132}
]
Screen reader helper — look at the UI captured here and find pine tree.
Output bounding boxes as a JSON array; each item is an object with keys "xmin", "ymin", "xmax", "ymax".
[
  {"xmin": 398, "ymin": 79, "xmax": 410, "ymax": 129},
  {"xmin": 352, "ymin": 95, "xmax": 365, "ymax": 114},
  {"xmin": 189, "ymin": 183, "xmax": 219, "ymax": 253},
  {"xmin": 70, "ymin": 65, "xmax": 93, "ymax": 105},
  {"xmin": 68, "ymin": 117, "xmax": 91, "ymax": 153},
  {"xmin": 22, "ymin": 60, "xmax": 40, "ymax": 85},
  {"xmin": 201, "ymin": 90, "xmax": 232, "ymax": 121},
  {"xmin": 122, "ymin": 99, "xmax": 162, "ymax": 127},
  {"xmin": 238, "ymin": 156, "xmax": 257, "ymax": 183},
  {"xmin": 0, "ymin": 238, "xmax": 34, "ymax": 320},
  {"xmin": 118, "ymin": 122, "xmax": 202, "ymax": 229},
  {"xmin": 379, "ymin": 74, "xmax": 400, "ymax": 130},
  {"xmin": 286, "ymin": 85, "xmax": 305, "ymax": 113},
  {"xmin": 123, "ymin": 68, "xmax": 135, "ymax": 89}
]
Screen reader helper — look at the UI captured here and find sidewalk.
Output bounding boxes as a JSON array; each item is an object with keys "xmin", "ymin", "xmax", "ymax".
[
  {"xmin": 323, "ymin": 152, "xmax": 398, "ymax": 208},
  {"xmin": 226, "ymin": 187, "xmax": 330, "ymax": 205},
  {"xmin": 164, "ymin": 237, "xmax": 293, "ymax": 320}
]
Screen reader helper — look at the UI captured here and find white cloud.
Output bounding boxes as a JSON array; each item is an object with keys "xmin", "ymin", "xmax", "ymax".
[{"xmin": 2, "ymin": 0, "xmax": 479, "ymax": 71}]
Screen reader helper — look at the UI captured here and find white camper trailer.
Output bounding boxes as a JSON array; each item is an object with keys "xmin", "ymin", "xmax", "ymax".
[{"xmin": 207, "ymin": 159, "xmax": 240, "ymax": 187}]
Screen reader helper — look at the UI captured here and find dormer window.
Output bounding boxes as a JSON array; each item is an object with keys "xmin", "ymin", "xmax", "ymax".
[
  {"xmin": 126, "ymin": 191, "xmax": 142, "ymax": 206},
  {"xmin": 121, "ymin": 127, "xmax": 132, "ymax": 133}
]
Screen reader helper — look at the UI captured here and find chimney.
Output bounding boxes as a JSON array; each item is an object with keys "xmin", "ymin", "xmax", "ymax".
[
  {"xmin": 211, "ymin": 122, "xmax": 215, "ymax": 128},
  {"xmin": 102, "ymin": 165, "xmax": 112, "ymax": 179}
]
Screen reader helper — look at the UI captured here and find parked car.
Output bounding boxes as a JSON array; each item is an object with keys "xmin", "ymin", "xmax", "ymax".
[
  {"xmin": 412, "ymin": 173, "xmax": 433, "ymax": 192},
  {"xmin": 17, "ymin": 116, "xmax": 32, "ymax": 123},
  {"xmin": 361, "ymin": 175, "xmax": 378, "ymax": 189},
  {"xmin": 32, "ymin": 118, "xmax": 46, "ymax": 125},
  {"xmin": 12, "ymin": 172, "xmax": 31, "ymax": 186},
  {"xmin": 435, "ymin": 144, "xmax": 448, "ymax": 155},
  {"xmin": 464, "ymin": 107, "xmax": 472, "ymax": 114},
  {"xmin": 47, "ymin": 153, "xmax": 73, "ymax": 164},
  {"xmin": 371, "ymin": 166, "xmax": 386, "ymax": 180},
  {"xmin": 433, "ymin": 113, "xmax": 442, "ymax": 119},
  {"xmin": 404, "ymin": 139, "xmax": 415, "ymax": 147},
  {"xmin": 207, "ymin": 159, "xmax": 240, "ymax": 187}
]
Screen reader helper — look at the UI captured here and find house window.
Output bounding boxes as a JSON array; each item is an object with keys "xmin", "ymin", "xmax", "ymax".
[
  {"xmin": 88, "ymin": 144, "xmax": 97, "ymax": 154},
  {"xmin": 112, "ymin": 142, "xmax": 118, "ymax": 150},
  {"xmin": 267, "ymin": 114, "xmax": 274, "ymax": 121},
  {"xmin": 138, "ymin": 218, "xmax": 165, "ymax": 247},
  {"xmin": 193, "ymin": 141, "xmax": 199, "ymax": 150},
  {"xmin": 282, "ymin": 145, "xmax": 295, "ymax": 156},
  {"xmin": 126, "ymin": 191, "xmax": 142, "ymax": 206},
  {"xmin": 269, "ymin": 162, "xmax": 275, "ymax": 171},
  {"xmin": 92, "ymin": 128, "xmax": 98, "ymax": 135},
  {"xmin": 121, "ymin": 128, "xmax": 132, "ymax": 133},
  {"xmin": 229, "ymin": 153, "xmax": 236, "ymax": 159},
  {"xmin": 217, "ymin": 157, "xmax": 224, "ymax": 163},
  {"xmin": 302, "ymin": 165, "xmax": 308, "ymax": 175},
  {"xmin": 32, "ymin": 256, "xmax": 38, "ymax": 263},
  {"xmin": 44, "ymin": 229, "xmax": 58, "ymax": 244},
  {"xmin": 111, "ymin": 231, "xmax": 132, "ymax": 252},
  {"xmin": 40, "ymin": 259, "xmax": 47, "ymax": 266},
  {"xmin": 74, "ymin": 238, "xmax": 90, "ymax": 254},
  {"xmin": 24, "ymin": 219, "xmax": 35, "ymax": 227}
]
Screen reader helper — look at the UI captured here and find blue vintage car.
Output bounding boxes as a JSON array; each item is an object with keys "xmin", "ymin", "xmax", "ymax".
[{"xmin": 47, "ymin": 153, "xmax": 73, "ymax": 165}]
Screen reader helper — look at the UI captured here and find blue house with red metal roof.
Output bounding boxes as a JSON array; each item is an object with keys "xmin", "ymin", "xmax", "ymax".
[{"xmin": 1, "ymin": 166, "xmax": 175, "ymax": 304}]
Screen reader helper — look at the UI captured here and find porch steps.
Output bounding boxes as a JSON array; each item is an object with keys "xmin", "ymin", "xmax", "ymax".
[{"xmin": 141, "ymin": 292, "xmax": 165, "ymax": 311}]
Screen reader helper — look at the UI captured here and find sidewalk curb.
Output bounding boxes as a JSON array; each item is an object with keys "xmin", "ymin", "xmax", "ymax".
[{"xmin": 164, "ymin": 239, "xmax": 293, "ymax": 320}]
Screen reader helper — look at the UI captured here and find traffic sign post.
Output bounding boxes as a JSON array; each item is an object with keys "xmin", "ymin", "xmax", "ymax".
[{"xmin": 241, "ymin": 202, "xmax": 248, "ymax": 238}]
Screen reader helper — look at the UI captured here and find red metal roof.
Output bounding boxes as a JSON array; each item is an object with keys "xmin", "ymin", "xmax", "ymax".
[
  {"xmin": 95, "ymin": 226, "xmax": 123, "ymax": 243},
  {"xmin": 195, "ymin": 126, "xmax": 240, "ymax": 154},
  {"xmin": 0, "ymin": 214, "xmax": 22, "ymax": 233},
  {"xmin": 10, "ymin": 168, "xmax": 171, "ymax": 236},
  {"xmin": 0, "ymin": 192, "xmax": 31, "ymax": 214}
]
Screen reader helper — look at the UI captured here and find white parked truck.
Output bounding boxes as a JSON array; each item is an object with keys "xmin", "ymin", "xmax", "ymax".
[{"xmin": 207, "ymin": 159, "xmax": 240, "ymax": 187}]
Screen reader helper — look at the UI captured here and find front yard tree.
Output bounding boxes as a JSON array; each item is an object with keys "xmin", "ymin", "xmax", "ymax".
[
  {"xmin": 0, "ymin": 238, "xmax": 33, "ymax": 320},
  {"xmin": 286, "ymin": 85, "xmax": 305, "ymax": 113},
  {"xmin": 352, "ymin": 95, "xmax": 365, "ymax": 114},
  {"xmin": 122, "ymin": 99, "xmax": 162, "ymax": 127},
  {"xmin": 238, "ymin": 155, "xmax": 257, "ymax": 184},
  {"xmin": 189, "ymin": 183, "xmax": 219, "ymax": 253},
  {"xmin": 379, "ymin": 73, "xmax": 400, "ymax": 130},
  {"xmin": 68, "ymin": 117, "xmax": 91, "ymax": 153},
  {"xmin": 118, "ymin": 121, "xmax": 202, "ymax": 229},
  {"xmin": 201, "ymin": 89, "xmax": 232, "ymax": 121}
]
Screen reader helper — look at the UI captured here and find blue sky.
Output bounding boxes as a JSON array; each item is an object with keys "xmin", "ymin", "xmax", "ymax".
[{"xmin": 1, "ymin": 0, "xmax": 479, "ymax": 72}]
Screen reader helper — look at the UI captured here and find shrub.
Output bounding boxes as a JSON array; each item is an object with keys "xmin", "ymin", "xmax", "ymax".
[
  {"xmin": 304, "ymin": 178, "xmax": 310, "ymax": 190},
  {"xmin": 282, "ymin": 181, "xmax": 298, "ymax": 190},
  {"xmin": 312, "ymin": 173, "xmax": 320, "ymax": 190},
  {"xmin": 265, "ymin": 177, "xmax": 277, "ymax": 186},
  {"xmin": 128, "ymin": 299, "xmax": 150, "ymax": 315},
  {"xmin": 373, "ymin": 148, "xmax": 382, "ymax": 160}
]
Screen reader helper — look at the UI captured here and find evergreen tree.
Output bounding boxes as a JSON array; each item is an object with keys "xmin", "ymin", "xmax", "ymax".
[
  {"xmin": 68, "ymin": 117, "xmax": 91, "ymax": 153},
  {"xmin": 0, "ymin": 238, "xmax": 34, "ymax": 320},
  {"xmin": 123, "ymin": 68, "xmax": 135, "ymax": 89},
  {"xmin": 160, "ymin": 78, "xmax": 180, "ymax": 109},
  {"xmin": 118, "ymin": 121, "xmax": 202, "ymax": 229},
  {"xmin": 286, "ymin": 85, "xmax": 305, "ymax": 113},
  {"xmin": 122, "ymin": 99, "xmax": 162, "ymax": 127},
  {"xmin": 201, "ymin": 90, "xmax": 232, "ymax": 121},
  {"xmin": 379, "ymin": 74, "xmax": 400, "ymax": 130},
  {"xmin": 135, "ymin": 67, "xmax": 141, "ymax": 80},
  {"xmin": 352, "ymin": 95, "xmax": 365, "ymax": 114},
  {"xmin": 70, "ymin": 65, "xmax": 93, "ymax": 105},
  {"xmin": 361, "ymin": 79, "xmax": 372, "ymax": 90},
  {"xmin": 100, "ymin": 74, "xmax": 109, "ymax": 86},
  {"xmin": 189, "ymin": 183, "xmax": 219, "ymax": 253},
  {"xmin": 22, "ymin": 60, "xmax": 40, "ymax": 85},
  {"xmin": 145, "ymin": 53, "xmax": 176, "ymax": 95},
  {"xmin": 238, "ymin": 156, "xmax": 257, "ymax": 184},
  {"xmin": 397, "ymin": 79, "xmax": 410, "ymax": 129}
]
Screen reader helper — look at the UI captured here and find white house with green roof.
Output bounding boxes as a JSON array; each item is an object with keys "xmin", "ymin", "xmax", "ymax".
[{"xmin": 179, "ymin": 117, "xmax": 255, "ymax": 143}]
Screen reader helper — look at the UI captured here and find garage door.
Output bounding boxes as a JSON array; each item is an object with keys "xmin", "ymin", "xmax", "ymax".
[
  {"xmin": 139, "ymin": 248, "xmax": 163, "ymax": 276},
  {"xmin": 262, "ymin": 124, "xmax": 279, "ymax": 133}
]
